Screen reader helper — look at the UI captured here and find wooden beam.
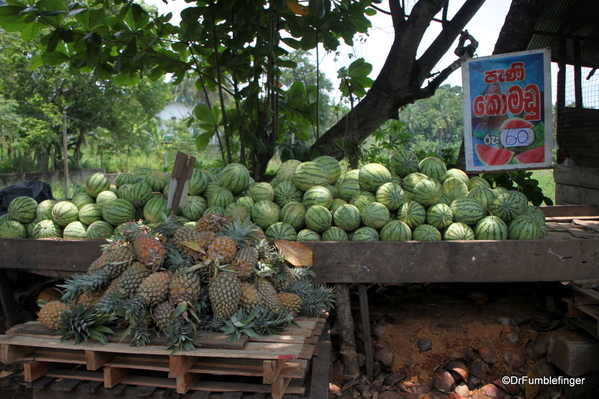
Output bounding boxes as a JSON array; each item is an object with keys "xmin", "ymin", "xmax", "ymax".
[
  {"xmin": 358, "ymin": 284, "xmax": 374, "ymax": 382},
  {"xmin": 103, "ymin": 366, "xmax": 132, "ymax": 388},
  {"xmin": 1, "ymin": 343, "xmax": 33, "ymax": 364},
  {"xmin": 85, "ymin": 350, "xmax": 113, "ymax": 371}
]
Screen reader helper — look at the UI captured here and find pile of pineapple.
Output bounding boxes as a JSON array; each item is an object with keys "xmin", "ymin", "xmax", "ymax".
[{"xmin": 37, "ymin": 213, "xmax": 334, "ymax": 351}]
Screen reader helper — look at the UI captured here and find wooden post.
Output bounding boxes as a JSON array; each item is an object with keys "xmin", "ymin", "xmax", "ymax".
[
  {"xmin": 168, "ymin": 152, "xmax": 196, "ymax": 216},
  {"xmin": 62, "ymin": 110, "xmax": 70, "ymax": 198},
  {"xmin": 334, "ymin": 284, "xmax": 360, "ymax": 378},
  {"xmin": 358, "ymin": 284, "xmax": 374, "ymax": 381}
]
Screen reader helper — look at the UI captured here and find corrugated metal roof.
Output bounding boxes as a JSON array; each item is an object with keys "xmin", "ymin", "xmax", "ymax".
[{"xmin": 526, "ymin": 0, "xmax": 599, "ymax": 68}]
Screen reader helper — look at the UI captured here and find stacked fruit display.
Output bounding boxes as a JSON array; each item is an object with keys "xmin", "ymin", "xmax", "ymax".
[
  {"xmin": 37, "ymin": 214, "xmax": 334, "ymax": 348},
  {"xmin": 0, "ymin": 151, "xmax": 546, "ymax": 242}
]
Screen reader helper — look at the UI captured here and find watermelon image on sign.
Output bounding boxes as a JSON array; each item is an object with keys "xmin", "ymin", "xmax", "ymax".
[
  {"xmin": 500, "ymin": 118, "xmax": 535, "ymax": 148},
  {"xmin": 515, "ymin": 145, "xmax": 545, "ymax": 164},
  {"xmin": 475, "ymin": 144, "xmax": 514, "ymax": 166}
]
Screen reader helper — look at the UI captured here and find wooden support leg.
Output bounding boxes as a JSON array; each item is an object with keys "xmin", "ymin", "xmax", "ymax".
[
  {"xmin": 0, "ymin": 269, "xmax": 19, "ymax": 330},
  {"xmin": 334, "ymin": 284, "xmax": 360, "ymax": 378},
  {"xmin": 358, "ymin": 284, "xmax": 373, "ymax": 381}
]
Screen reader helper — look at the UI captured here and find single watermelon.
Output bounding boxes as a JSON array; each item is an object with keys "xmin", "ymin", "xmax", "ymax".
[{"xmin": 475, "ymin": 144, "xmax": 514, "ymax": 166}]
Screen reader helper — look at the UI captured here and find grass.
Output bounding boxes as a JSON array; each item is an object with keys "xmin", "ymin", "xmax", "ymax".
[{"xmin": 531, "ymin": 169, "xmax": 556, "ymax": 205}]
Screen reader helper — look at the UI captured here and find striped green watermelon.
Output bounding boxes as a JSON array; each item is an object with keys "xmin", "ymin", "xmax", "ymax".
[
  {"xmin": 380, "ymin": 220, "xmax": 412, "ymax": 241},
  {"xmin": 78, "ymin": 203, "xmax": 104, "ymax": 225},
  {"xmin": 443, "ymin": 222, "xmax": 475, "ymax": 240},
  {"xmin": 235, "ymin": 196, "xmax": 255, "ymax": 215},
  {"xmin": 426, "ymin": 203, "xmax": 453, "ymax": 230},
  {"xmin": 115, "ymin": 172, "xmax": 138, "ymax": 188},
  {"xmin": 389, "ymin": 149, "xmax": 419, "ymax": 177},
  {"xmin": 85, "ymin": 172, "xmax": 111, "ymax": 197},
  {"xmin": 343, "ymin": 169, "xmax": 360, "ymax": 180},
  {"xmin": 412, "ymin": 177, "xmax": 443, "ymax": 207},
  {"xmin": 304, "ymin": 205, "xmax": 332, "ymax": 233},
  {"xmin": 445, "ymin": 168, "xmax": 470, "ymax": 185},
  {"xmin": 203, "ymin": 206, "xmax": 226, "ymax": 216},
  {"xmin": 303, "ymin": 186, "xmax": 333, "ymax": 209},
  {"xmin": 313, "ymin": 155, "xmax": 342, "ymax": 185},
  {"xmin": 24, "ymin": 219, "xmax": 38, "ymax": 238},
  {"xmin": 322, "ymin": 226, "xmax": 349, "ymax": 241},
  {"xmin": 143, "ymin": 197, "xmax": 168, "ymax": 223},
  {"xmin": 437, "ymin": 193, "xmax": 452, "ymax": 206},
  {"xmin": 116, "ymin": 183, "xmax": 133, "ymax": 201},
  {"xmin": 397, "ymin": 201, "xmax": 426, "ymax": 229},
  {"xmin": 0, "ymin": 220, "xmax": 27, "ymax": 238},
  {"xmin": 402, "ymin": 172, "xmax": 428, "ymax": 194},
  {"xmin": 293, "ymin": 161, "xmax": 329, "ymax": 191},
  {"xmin": 468, "ymin": 176, "xmax": 491, "ymax": 190},
  {"xmin": 144, "ymin": 169, "xmax": 168, "ymax": 192},
  {"xmin": 102, "ymin": 198, "xmax": 136, "ymax": 226},
  {"xmin": 32, "ymin": 220, "xmax": 63, "ymax": 239},
  {"xmin": 179, "ymin": 196, "xmax": 208, "ymax": 221},
  {"xmin": 218, "ymin": 163, "xmax": 251, "ymax": 195},
  {"xmin": 132, "ymin": 167, "xmax": 153, "ymax": 178},
  {"xmin": 225, "ymin": 203, "xmax": 251, "ymax": 221},
  {"xmin": 333, "ymin": 204, "xmax": 362, "ymax": 232},
  {"xmin": 338, "ymin": 177, "xmax": 362, "ymax": 202},
  {"xmin": 361, "ymin": 202, "xmax": 390, "ymax": 229},
  {"xmin": 280, "ymin": 202, "xmax": 306, "ymax": 231},
  {"xmin": 247, "ymin": 182, "xmax": 275, "ymax": 202},
  {"xmin": 8, "ymin": 196, "xmax": 38, "ymax": 223},
  {"xmin": 450, "ymin": 197, "xmax": 486, "ymax": 226},
  {"xmin": 276, "ymin": 159, "xmax": 302, "ymax": 183},
  {"xmin": 508, "ymin": 214, "xmax": 542, "ymax": 240},
  {"xmin": 208, "ymin": 188, "xmax": 234, "ymax": 209},
  {"xmin": 296, "ymin": 229, "xmax": 321, "ymax": 241},
  {"xmin": 467, "ymin": 187, "xmax": 497, "ymax": 210},
  {"xmin": 330, "ymin": 198, "xmax": 348, "ymax": 213},
  {"xmin": 522, "ymin": 205, "xmax": 546, "ymax": 226},
  {"xmin": 96, "ymin": 190, "xmax": 118, "ymax": 207},
  {"xmin": 325, "ymin": 184, "xmax": 339, "ymax": 199},
  {"xmin": 412, "ymin": 224, "xmax": 442, "ymax": 241},
  {"xmin": 266, "ymin": 222, "xmax": 297, "ymax": 241},
  {"xmin": 251, "ymin": 200, "xmax": 281, "ymax": 230},
  {"xmin": 350, "ymin": 191, "xmax": 376, "ymax": 212},
  {"xmin": 419, "ymin": 157, "xmax": 447, "ymax": 182},
  {"xmin": 36, "ymin": 199, "xmax": 57, "ymax": 221},
  {"xmin": 489, "ymin": 191, "xmax": 528, "ymax": 222},
  {"xmin": 493, "ymin": 186, "xmax": 509, "ymax": 196},
  {"xmin": 358, "ymin": 163, "xmax": 392, "ymax": 192},
  {"xmin": 474, "ymin": 216, "xmax": 508, "ymax": 240},
  {"xmin": 63, "ymin": 221, "xmax": 88, "ymax": 239},
  {"xmin": 204, "ymin": 182, "xmax": 224, "ymax": 200},
  {"xmin": 128, "ymin": 182, "xmax": 154, "ymax": 209},
  {"xmin": 188, "ymin": 169, "xmax": 209, "ymax": 196},
  {"xmin": 351, "ymin": 226, "xmax": 379, "ymax": 241},
  {"xmin": 273, "ymin": 181, "xmax": 304, "ymax": 207},
  {"xmin": 52, "ymin": 201, "xmax": 79, "ymax": 227},
  {"xmin": 71, "ymin": 193, "xmax": 95, "ymax": 210},
  {"xmin": 442, "ymin": 177, "xmax": 469, "ymax": 203},
  {"xmin": 376, "ymin": 182, "xmax": 405, "ymax": 211}
]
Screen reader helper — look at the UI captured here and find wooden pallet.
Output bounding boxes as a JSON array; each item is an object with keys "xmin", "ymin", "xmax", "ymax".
[
  {"xmin": 563, "ymin": 282, "xmax": 599, "ymax": 338},
  {"xmin": 0, "ymin": 316, "xmax": 325, "ymax": 399}
]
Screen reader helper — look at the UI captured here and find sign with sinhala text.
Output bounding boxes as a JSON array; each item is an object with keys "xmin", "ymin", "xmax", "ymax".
[{"xmin": 462, "ymin": 48, "xmax": 553, "ymax": 172}]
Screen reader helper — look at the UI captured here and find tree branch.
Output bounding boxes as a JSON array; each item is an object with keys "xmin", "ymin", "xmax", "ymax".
[{"xmin": 416, "ymin": 0, "xmax": 486, "ymax": 82}]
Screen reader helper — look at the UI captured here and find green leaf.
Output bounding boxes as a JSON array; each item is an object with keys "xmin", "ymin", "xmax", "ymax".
[
  {"xmin": 308, "ymin": 0, "xmax": 329, "ymax": 19},
  {"xmin": 41, "ymin": 50, "xmax": 69, "ymax": 65},
  {"xmin": 19, "ymin": 19, "xmax": 40, "ymax": 40},
  {"xmin": 28, "ymin": 53, "xmax": 43, "ymax": 70},
  {"xmin": 0, "ymin": 5, "xmax": 27, "ymax": 23},
  {"xmin": 46, "ymin": 28, "xmax": 62, "ymax": 52},
  {"xmin": 193, "ymin": 103, "xmax": 218, "ymax": 125},
  {"xmin": 195, "ymin": 131, "xmax": 214, "ymax": 149},
  {"xmin": 347, "ymin": 58, "xmax": 372, "ymax": 78}
]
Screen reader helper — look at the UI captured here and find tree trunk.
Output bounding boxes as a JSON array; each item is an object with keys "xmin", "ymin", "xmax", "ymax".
[{"xmin": 309, "ymin": 0, "xmax": 487, "ymax": 159}]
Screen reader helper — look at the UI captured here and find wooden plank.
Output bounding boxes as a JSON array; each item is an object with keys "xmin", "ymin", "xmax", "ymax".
[
  {"xmin": 86, "ymin": 350, "xmax": 114, "ymax": 371},
  {"xmin": 46, "ymin": 369, "xmax": 104, "ymax": 382},
  {"xmin": 308, "ymin": 320, "xmax": 331, "ymax": 399},
  {"xmin": 103, "ymin": 366, "xmax": 132, "ymax": 388},
  {"xmin": 301, "ymin": 239, "xmax": 599, "ymax": 283},
  {"xmin": 262, "ymin": 359, "xmax": 287, "ymax": 384},
  {"xmin": 358, "ymin": 284, "xmax": 373, "ymax": 382},
  {"xmin": 0, "ymin": 237, "xmax": 104, "ymax": 271},
  {"xmin": 133, "ymin": 385, "xmax": 157, "ymax": 397},
  {"xmin": 23, "ymin": 361, "xmax": 50, "ymax": 382},
  {"xmin": 79, "ymin": 380, "xmax": 103, "ymax": 394},
  {"xmin": 556, "ymin": 184, "xmax": 599, "ymax": 206},
  {"xmin": 189, "ymin": 380, "xmax": 304, "ymax": 395},
  {"xmin": 554, "ymin": 165, "xmax": 599, "ymax": 190},
  {"xmin": 1, "ymin": 343, "xmax": 34, "ymax": 363},
  {"xmin": 0, "ymin": 269, "xmax": 20, "ymax": 329},
  {"xmin": 270, "ymin": 376, "xmax": 292, "ymax": 399},
  {"xmin": 169, "ymin": 355, "xmax": 197, "ymax": 378},
  {"xmin": 176, "ymin": 372, "xmax": 201, "ymax": 394},
  {"xmin": 541, "ymin": 204, "xmax": 599, "ymax": 217}
]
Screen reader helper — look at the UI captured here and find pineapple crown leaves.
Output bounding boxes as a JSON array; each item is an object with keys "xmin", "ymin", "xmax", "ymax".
[
  {"xmin": 128, "ymin": 320, "xmax": 152, "ymax": 347},
  {"xmin": 58, "ymin": 270, "xmax": 112, "ymax": 302},
  {"xmin": 114, "ymin": 220, "xmax": 150, "ymax": 242},
  {"xmin": 221, "ymin": 309, "xmax": 261, "ymax": 341},
  {"xmin": 153, "ymin": 215, "xmax": 184, "ymax": 239},
  {"xmin": 166, "ymin": 318, "xmax": 197, "ymax": 353},
  {"xmin": 95, "ymin": 291, "xmax": 125, "ymax": 316},
  {"xmin": 219, "ymin": 216, "xmax": 259, "ymax": 248},
  {"xmin": 164, "ymin": 242, "xmax": 195, "ymax": 271},
  {"xmin": 58, "ymin": 304, "xmax": 114, "ymax": 345},
  {"xmin": 252, "ymin": 308, "xmax": 295, "ymax": 336},
  {"xmin": 119, "ymin": 295, "xmax": 150, "ymax": 327}
]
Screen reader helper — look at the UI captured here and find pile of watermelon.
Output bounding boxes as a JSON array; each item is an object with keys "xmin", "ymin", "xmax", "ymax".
[{"xmin": 0, "ymin": 153, "xmax": 547, "ymax": 241}]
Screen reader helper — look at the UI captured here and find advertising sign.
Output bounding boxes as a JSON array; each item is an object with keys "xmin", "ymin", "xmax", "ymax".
[{"xmin": 462, "ymin": 49, "xmax": 553, "ymax": 171}]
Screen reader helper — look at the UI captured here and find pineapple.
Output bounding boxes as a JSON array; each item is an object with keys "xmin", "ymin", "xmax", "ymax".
[
  {"xmin": 195, "ymin": 213, "xmax": 228, "ymax": 234},
  {"xmin": 153, "ymin": 300, "xmax": 174, "ymax": 333},
  {"xmin": 138, "ymin": 271, "xmax": 172, "ymax": 307},
  {"xmin": 233, "ymin": 247, "xmax": 258, "ymax": 279},
  {"xmin": 277, "ymin": 292, "xmax": 302, "ymax": 315},
  {"xmin": 169, "ymin": 270, "xmax": 202, "ymax": 306},
  {"xmin": 171, "ymin": 226, "xmax": 207, "ymax": 259},
  {"xmin": 117, "ymin": 261, "xmax": 151, "ymax": 298},
  {"xmin": 256, "ymin": 279, "xmax": 283, "ymax": 316},
  {"xmin": 206, "ymin": 236, "xmax": 237, "ymax": 264},
  {"xmin": 271, "ymin": 263, "xmax": 295, "ymax": 293},
  {"xmin": 239, "ymin": 281, "xmax": 262, "ymax": 313},
  {"xmin": 38, "ymin": 301, "xmax": 70, "ymax": 331},
  {"xmin": 133, "ymin": 232, "xmax": 166, "ymax": 271},
  {"xmin": 101, "ymin": 240, "xmax": 136, "ymax": 277},
  {"xmin": 77, "ymin": 290, "xmax": 103, "ymax": 308},
  {"xmin": 208, "ymin": 272, "xmax": 241, "ymax": 321}
]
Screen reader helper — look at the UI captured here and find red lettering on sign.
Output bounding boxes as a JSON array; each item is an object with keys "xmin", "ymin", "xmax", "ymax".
[
  {"xmin": 483, "ymin": 62, "xmax": 526, "ymax": 84},
  {"xmin": 472, "ymin": 84, "xmax": 541, "ymax": 121}
]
